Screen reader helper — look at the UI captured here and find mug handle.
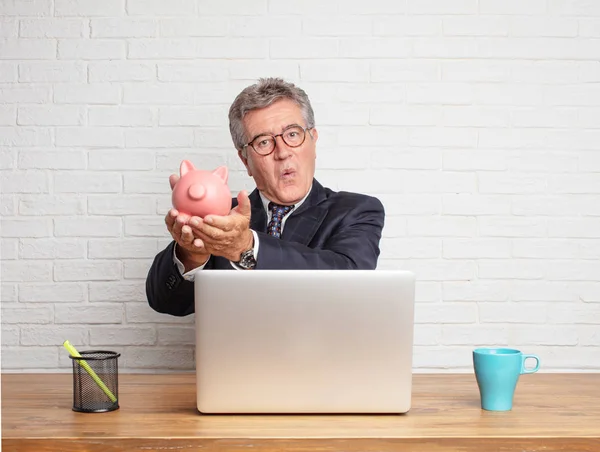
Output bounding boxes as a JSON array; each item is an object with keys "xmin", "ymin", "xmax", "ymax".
[{"xmin": 521, "ymin": 354, "xmax": 540, "ymax": 374}]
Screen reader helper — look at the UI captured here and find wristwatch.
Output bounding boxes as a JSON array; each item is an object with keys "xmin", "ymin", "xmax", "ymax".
[{"xmin": 235, "ymin": 248, "xmax": 256, "ymax": 270}]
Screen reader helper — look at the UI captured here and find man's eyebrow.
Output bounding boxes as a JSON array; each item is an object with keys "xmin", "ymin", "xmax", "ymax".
[{"xmin": 247, "ymin": 123, "xmax": 302, "ymax": 144}]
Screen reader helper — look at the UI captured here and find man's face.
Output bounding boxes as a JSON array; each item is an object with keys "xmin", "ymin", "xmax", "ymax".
[{"xmin": 238, "ymin": 99, "xmax": 318, "ymax": 206}]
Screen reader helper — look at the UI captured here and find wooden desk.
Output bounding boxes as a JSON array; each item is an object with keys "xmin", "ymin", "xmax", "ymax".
[{"xmin": 2, "ymin": 373, "xmax": 599, "ymax": 451}]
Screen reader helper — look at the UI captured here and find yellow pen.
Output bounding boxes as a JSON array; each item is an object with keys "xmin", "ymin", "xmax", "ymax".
[{"xmin": 63, "ymin": 340, "xmax": 117, "ymax": 403}]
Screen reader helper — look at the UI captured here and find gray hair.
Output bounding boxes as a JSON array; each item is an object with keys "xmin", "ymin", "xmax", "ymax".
[{"xmin": 228, "ymin": 77, "xmax": 315, "ymax": 153}]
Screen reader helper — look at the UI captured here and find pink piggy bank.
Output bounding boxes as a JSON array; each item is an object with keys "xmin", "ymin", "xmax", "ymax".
[{"xmin": 171, "ymin": 160, "xmax": 232, "ymax": 218}]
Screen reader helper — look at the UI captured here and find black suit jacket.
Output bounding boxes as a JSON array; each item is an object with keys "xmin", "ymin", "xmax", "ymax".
[{"xmin": 146, "ymin": 179, "xmax": 385, "ymax": 316}]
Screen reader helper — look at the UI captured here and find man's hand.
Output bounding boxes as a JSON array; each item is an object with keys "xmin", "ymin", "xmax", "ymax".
[
  {"xmin": 188, "ymin": 190, "xmax": 253, "ymax": 262},
  {"xmin": 165, "ymin": 174, "xmax": 210, "ymax": 272}
]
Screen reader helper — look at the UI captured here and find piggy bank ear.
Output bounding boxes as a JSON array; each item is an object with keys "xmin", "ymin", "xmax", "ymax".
[
  {"xmin": 212, "ymin": 166, "xmax": 228, "ymax": 184},
  {"xmin": 180, "ymin": 160, "xmax": 196, "ymax": 176}
]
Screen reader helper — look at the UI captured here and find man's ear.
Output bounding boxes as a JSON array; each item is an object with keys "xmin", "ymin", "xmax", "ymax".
[
  {"xmin": 238, "ymin": 150, "xmax": 252, "ymax": 177},
  {"xmin": 310, "ymin": 128, "xmax": 318, "ymax": 160}
]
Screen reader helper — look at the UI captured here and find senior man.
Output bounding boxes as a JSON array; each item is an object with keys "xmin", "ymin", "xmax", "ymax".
[{"xmin": 146, "ymin": 77, "xmax": 385, "ymax": 316}]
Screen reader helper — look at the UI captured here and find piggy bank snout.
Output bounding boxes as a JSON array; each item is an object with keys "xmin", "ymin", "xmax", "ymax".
[{"xmin": 188, "ymin": 183, "xmax": 206, "ymax": 200}]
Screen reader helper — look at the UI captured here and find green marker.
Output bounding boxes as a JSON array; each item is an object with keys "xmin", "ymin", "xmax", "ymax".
[{"xmin": 63, "ymin": 340, "xmax": 117, "ymax": 403}]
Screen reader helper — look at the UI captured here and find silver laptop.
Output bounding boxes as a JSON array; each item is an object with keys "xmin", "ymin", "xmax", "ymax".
[{"xmin": 194, "ymin": 270, "xmax": 416, "ymax": 414}]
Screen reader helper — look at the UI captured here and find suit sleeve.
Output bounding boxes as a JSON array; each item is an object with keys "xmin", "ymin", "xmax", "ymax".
[
  {"xmin": 256, "ymin": 195, "xmax": 384, "ymax": 270},
  {"xmin": 146, "ymin": 241, "xmax": 214, "ymax": 316}
]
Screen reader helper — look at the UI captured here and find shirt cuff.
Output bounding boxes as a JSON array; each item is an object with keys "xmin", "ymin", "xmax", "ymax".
[
  {"xmin": 230, "ymin": 230, "xmax": 259, "ymax": 270},
  {"xmin": 173, "ymin": 243, "xmax": 210, "ymax": 282}
]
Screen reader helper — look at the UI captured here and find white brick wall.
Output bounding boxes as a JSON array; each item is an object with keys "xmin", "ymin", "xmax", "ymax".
[{"xmin": 1, "ymin": 0, "xmax": 599, "ymax": 373}]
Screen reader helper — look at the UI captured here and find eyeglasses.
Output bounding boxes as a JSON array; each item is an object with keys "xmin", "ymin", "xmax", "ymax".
[{"xmin": 242, "ymin": 125, "xmax": 311, "ymax": 156}]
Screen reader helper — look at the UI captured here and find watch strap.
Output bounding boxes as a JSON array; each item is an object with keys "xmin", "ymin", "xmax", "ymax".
[{"xmin": 235, "ymin": 248, "xmax": 256, "ymax": 269}]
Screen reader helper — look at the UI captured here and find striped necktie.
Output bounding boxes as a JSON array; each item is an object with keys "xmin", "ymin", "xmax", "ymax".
[{"xmin": 267, "ymin": 202, "xmax": 294, "ymax": 238}]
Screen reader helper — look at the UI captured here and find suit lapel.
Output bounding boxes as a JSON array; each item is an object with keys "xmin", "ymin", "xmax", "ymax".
[
  {"xmin": 249, "ymin": 188, "xmax": 267, "ymax": 233},
  {"xmin": 282, "ymin": 179, "xmax": 329, "ymax": 246}
]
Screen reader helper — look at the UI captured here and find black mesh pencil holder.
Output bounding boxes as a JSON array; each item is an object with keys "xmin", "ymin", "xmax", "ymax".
[{"xmin": 70, "ymin": 350, "xmax": 120, "ymax": 413}]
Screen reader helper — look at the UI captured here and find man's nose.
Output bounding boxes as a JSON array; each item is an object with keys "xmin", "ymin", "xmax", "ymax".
[{"xmin": 273, "ymin": 135, "xmax": 292, "ymax": 159}]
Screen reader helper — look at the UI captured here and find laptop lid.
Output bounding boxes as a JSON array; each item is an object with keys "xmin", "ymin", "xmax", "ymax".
[{"xmin": 194, "ymin": 270, "xmax": 416, "ymax": 414}]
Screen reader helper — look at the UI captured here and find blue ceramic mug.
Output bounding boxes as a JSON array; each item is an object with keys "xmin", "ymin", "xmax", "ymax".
[{"xmin": 473, "ymin": 348, "xmax": 540, "ymax": 411}]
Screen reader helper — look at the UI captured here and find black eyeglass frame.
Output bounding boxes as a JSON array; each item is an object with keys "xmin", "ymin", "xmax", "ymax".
[{"xmin": 242, "ymin": 125, "xmax": 313, "ymax": 156}]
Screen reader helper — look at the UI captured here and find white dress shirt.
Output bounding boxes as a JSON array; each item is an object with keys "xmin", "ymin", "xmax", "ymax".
[{"xmin": 173, "ymin": 187, "xmax": 311, "ymax": 280}]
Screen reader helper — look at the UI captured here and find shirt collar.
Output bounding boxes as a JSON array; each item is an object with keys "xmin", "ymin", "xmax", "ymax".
[{"xmin": 259, "ymin": 185, "xmax": 312, "ymax": 215}]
